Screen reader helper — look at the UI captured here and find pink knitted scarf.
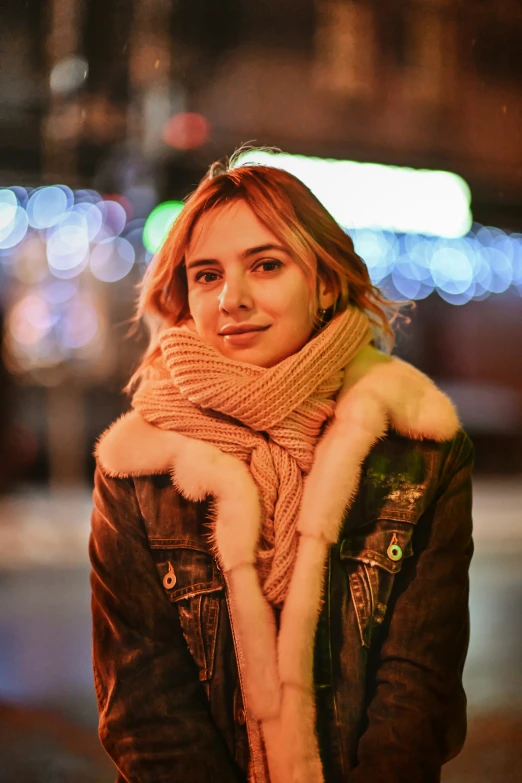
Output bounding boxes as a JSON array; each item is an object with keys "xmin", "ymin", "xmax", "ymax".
[{"xmin": 133, "ymin": 307, "xmax": 372, "ymax": 606}]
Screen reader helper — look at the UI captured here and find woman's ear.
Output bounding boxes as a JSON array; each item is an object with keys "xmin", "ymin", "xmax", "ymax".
[{"xmin": 317, "ymin": 279, "xmax": 336, "ymax": 311}]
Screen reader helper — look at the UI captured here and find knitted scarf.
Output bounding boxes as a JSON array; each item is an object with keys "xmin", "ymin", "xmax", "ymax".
[{"xmin": 133, "ymin": 307, "xmax": 373, "ymax": 607}]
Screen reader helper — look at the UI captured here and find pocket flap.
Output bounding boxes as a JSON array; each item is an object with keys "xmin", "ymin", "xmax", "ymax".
[
  {"xmin": 150, "ymin": 541, "xmax": 223, "ymax": 601},
  {"xmin": 340, "ymin": 522, "xmax": 414, "ymax": 574}
]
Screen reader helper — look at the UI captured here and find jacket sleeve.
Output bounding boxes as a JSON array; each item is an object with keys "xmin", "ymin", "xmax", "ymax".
[
  {"xmin": 349, "ymin": 431, "xmax": 474, "ymax": 783},
  {"xmin": 89, "ymin": 466, "xmax": 244, "ymax": 783}
]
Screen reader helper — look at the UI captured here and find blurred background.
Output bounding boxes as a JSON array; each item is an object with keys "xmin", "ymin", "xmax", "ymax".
[{"xmin": 0, "ymin": 0, "xmax": 521, "ymax": 780}]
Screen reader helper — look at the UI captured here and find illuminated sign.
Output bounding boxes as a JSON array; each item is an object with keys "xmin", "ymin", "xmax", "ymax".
[{"xmin": 234, "ymin": 150, "xmax": 472, "ymax": 239}]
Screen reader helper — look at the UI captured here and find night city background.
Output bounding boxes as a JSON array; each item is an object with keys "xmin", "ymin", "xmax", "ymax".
[{"xmin": 0, "ymin": 1, "xmax": 521, "ymax": 780}]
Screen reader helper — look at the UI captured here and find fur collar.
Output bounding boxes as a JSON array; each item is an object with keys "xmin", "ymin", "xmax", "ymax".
[
  {"xmin": 95, "ymin": 347, "xmax": 459, "ymax": 783},
  {"xmin": 97, "ymin": 347, "xmax": 459, "ymax": 480}
]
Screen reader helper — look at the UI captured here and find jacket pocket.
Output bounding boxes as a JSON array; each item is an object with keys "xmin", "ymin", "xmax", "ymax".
[
  {"xmin": 150, "ymin": 540, "xmax": 223, "ymax": 681},
  {"xmin": 339, "ymin": 520, "xmax": 414, "ymax": 648}
]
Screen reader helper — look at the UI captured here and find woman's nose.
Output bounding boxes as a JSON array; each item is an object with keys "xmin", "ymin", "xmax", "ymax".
[{"xmin": 218, "ymin": 276, "xmax": 254, "ymax": 313}]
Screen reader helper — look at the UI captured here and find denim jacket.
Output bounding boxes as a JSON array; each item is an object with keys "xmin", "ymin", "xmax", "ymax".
[{"xmin": 90, "ymin": 428, "xmax": 473, "ymax": 783}]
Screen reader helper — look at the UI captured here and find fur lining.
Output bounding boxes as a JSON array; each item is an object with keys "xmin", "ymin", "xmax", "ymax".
[
  {"xmin": 95, "ymin": 348, "xmax": 459, "ymax": 783},
  {"xmin": 95, "ymin": 411, "xmax": 184, "ymax": 478},
  {"xmin": 227, "ymin": 565, "xmax": 280, "ymax": 720},
  {"xmin": 339, "ymin": 346, "xmax": 459, "ymax": 441}
]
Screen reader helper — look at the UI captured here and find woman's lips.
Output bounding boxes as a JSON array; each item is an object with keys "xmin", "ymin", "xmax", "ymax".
[{"xmin": 220, "ymin": 326, "xmax": 270, "ymax": 345}]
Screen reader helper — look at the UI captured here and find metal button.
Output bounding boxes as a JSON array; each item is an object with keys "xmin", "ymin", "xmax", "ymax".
[
  {"xmin": 163, "ymin": 561, "xmax": 176, "ymax": 589},
  {"xmin": 387, "ymin": 533, "xmax": 402, "ymax": 562}
]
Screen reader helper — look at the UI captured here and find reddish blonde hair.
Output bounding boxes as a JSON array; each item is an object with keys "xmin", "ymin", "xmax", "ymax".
[{"xmin": 128, "ymin": 154, "xmax": 402, "ymax": 390}]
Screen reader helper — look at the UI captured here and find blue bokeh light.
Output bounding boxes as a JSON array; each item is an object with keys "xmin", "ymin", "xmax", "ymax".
[
  {"xmin": 90, "ymin": 236, "xmax": 135, "ymax": 282},
  {"xmin": 27, "ymin": 186, "xmax": 69, "ymax": 229},
  {"xmin": 71, "ymin": 202, "xmax": 103, "ymax": 241},
  {"xmin": 1, "ymin": 181, "xmax": 521, "ymax": 310},
  {"xmin": 74, "ymin": 189, "xmax": 101, "ymax": 205},
  {"xmin": 46, "ymin": 211, "xmax": 90, "ymax": 273},
  {"xmin": 430, "ymin": 247, "xmax": 474, "ymax": 295},
  {"xmin": 0, "ymin": 189, "xmax": 18, "ymax": 232},
  {"xmin": 485, "ymin": 247, "xmax": 512, "ymax": 293},
  {"xmin": 437, "ymin": 286, "xmax": 475, "ymax": 306},
  {"xmin": 351, "ymin": 228, "xmax": 398, "ymax": 284},
  {"xmin": 42, "ymin": 280, "xmax": 78, "ymax": 305},
  {"xmin": 511, "ymin": 235, "xmax": 522, "ymax": 285},
  {"xmin": 94, "ymin": 200, "xmax": 127, "ymax": 242},
  {"xmin": 0, "ymin": 205, "xmax": 29, "ymax": 250},
  {"xmin": 11, "ymin": 186, "xmax": 28, "ymax": 209}
]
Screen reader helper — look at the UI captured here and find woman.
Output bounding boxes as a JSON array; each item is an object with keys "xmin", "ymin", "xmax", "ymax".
[{"xmin": 90, "ymin": 153, "xmax": 473, "ymax": 783}]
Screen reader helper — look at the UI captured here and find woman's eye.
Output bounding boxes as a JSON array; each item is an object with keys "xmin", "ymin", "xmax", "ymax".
[
  {"xmin": 195, "ymin": 271, "xmax": 220, "ymax": 283},
  {"xmin": 256, "ymin": 260, "xmax": 282, "ymax": 272}
]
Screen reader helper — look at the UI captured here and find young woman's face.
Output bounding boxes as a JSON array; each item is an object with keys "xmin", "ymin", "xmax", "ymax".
[{"xmin": 185, "ymin": 199, "xmax": 329, "ymax": 367}]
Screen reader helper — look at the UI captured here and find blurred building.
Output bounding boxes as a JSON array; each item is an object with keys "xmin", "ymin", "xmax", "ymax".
[
  {"xmin": 2, "ymin": 1, "xmax": 522, "ymax": 204},
  {"xmin": 0, "ymin": 0, "xmax": 521, "ymax": 484}
]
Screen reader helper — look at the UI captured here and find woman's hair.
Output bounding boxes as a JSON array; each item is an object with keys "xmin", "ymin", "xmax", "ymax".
[{"xmin": 127, "ymin": 149, "xmax": 404, "ymax": 391}]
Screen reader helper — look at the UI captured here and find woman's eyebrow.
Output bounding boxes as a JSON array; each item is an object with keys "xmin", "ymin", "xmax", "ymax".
[
  {"xmin": 186, "ymin": 244, "xmax": 289, "ymax": 270},
  {"xmin": 242, "ymin": 243, "xmax": 289, "ymax": 258},
  {"xmin": 185, "ymin": 257, "xmax": 221, "ymax": 271}
]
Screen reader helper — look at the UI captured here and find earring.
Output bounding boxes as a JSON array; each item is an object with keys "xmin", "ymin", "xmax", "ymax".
[{"xmin": 318, "ymin": 308, "xmax": 327, "ymax": 317}]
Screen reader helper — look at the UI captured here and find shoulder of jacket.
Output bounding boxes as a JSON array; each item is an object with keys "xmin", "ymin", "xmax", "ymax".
[{"xmin": 364, "ymin": 426, "xmax": 468, "ymax": 478}]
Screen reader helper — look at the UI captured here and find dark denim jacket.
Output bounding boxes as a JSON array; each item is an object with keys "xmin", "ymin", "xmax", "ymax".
[{"xmin": 89, "ymin": 429, "xmax": 473, "ymax": 783}]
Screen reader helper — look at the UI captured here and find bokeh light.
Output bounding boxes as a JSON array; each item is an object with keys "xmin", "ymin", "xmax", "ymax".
[
  {"xmin": 58, "ymin": 299, "xmax": 98, "ymax": 348},
  {"xmin": 93, "ymin": 199, "xmax": 127, "ymax": 242},
  {"xmin": 49, "ymin": 56, "xmax": 89, "ymax": 94},
  {"xmin": 10, "ymin": 185, "xmax": 28, "ymax": 208},
  {"xmin": 430, "ymin": 247, "xmax": 474, "ymax": 295},
  {"xmin": 48, "ymin": 254, "xmax": 89, "ymax": 280},
  {"xmin": 26, "ymin": 186, "xmax": 73, "ymax": 229},
  {"xmin": 89, "ymin": 237, "xmax": 135, "ymax": 282},
  {"xmin": 0, "ymin": 205, "xmax": 29, "ymax": 250},
  {"xmin": 123, "ymin": 185, "xmax": 157, "ymax": 219},
  {"xmin": 0, "ymin": 189, "xmax": 17, "ymax": 231},
  {"xmin": 511, "ymin": 235, "xmax": 522, "ymax": 285},
  {"xmin": 46, "ymin": 211, "xmax": 90, "ymax": 273},
  {"xmin": 437, "ymin": 287, "xmax": 476, "ymax": 306},
  {"xmin": 9, "ymin": 295, "xmax": 55, "ymax": 345},
  {"xmin": 391, "ymin": 268, "xmax": 423, "ymax": 300},
  {"xmin": 74, "ymin": 189, "xmax": 101, "ymax": 205},
  {"xmin": 352, "ymin": 229, "xmax": 397, "ymax": 284},
  {"xmin": 42, "ymin": 280, "xmax": 77, "ymax": 305},
  {"xmin": 143, "ymin": 200, "xmax": 184, "ymax": 253},
  {"xmin": 123, "ymin": 219, "xmax": 147, "ymax": 264},
  {"xmin": 71, "ymin": 202, "xmax": 103, "ymax": 241},
  {"xmin": 162, "ymin": 112, "xmax": 211, "ymax": 150},
  {"xmin": 482, "ymin": 248, "xmax": 512, "ymax": 294},
  {"xmin": 0, "ymin": 181, "xmax": 521, "ymax": 314}
]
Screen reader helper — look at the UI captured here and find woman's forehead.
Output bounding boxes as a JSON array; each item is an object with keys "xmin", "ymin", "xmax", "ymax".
[{"xmin": 187, "ymin": 199, "xmax": 283, "ymax": 260}]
